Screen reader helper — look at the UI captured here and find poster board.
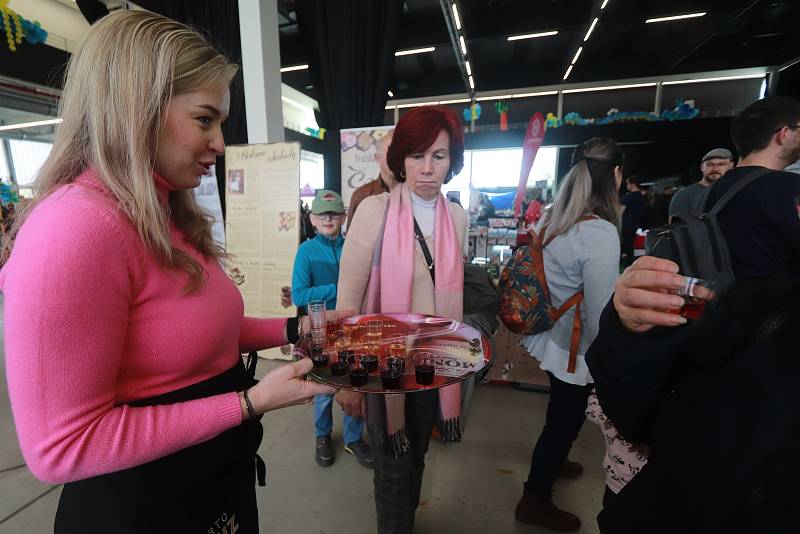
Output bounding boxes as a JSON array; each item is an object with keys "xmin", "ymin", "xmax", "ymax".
[
  {"xmin": 340, "ymin": 125, "xmax": 393, "ymax": 213},
  {"xmin": 224, "ymin": 142, "xmax": 301, "ymax": 360},
  {"xmin": 193, "ymin": 165, "xmax": 225, "ymax": 248}
]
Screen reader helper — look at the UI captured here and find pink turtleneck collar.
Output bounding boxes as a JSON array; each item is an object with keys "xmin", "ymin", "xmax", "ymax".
[{"xmin": 74, "ymin": 168, "xmax": 174, "ymax": 208}]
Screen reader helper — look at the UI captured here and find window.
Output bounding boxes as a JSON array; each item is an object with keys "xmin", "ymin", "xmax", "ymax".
[
  {"xmin": 441, "ymin": 146, "xmax": 558, "ymax": 210},
  {"xmin": 8, "ymin": 139, "xmax": 52, "ymax": 187}
]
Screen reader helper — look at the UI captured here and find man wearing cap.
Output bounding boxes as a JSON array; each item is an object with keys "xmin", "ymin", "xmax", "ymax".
[
  {"xmin": 291, "ymin": 190, "xmax": 373, "ymax": 469},
  {"xmin": 668, "ymin": 148, "xmax": 734, "ymax": 220}
]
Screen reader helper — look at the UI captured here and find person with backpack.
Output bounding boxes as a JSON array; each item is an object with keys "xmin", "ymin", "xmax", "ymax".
[
  {"xmin": 512, "ymin": 137, "xmax": 623, "ymax": 532},
  {"xmin": 586, "ymin": 96, "xmax": 800, "ymax": 533}
]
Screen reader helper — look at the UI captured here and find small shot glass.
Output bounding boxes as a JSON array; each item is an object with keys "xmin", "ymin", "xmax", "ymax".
[
  {"xmin": 379, "ymin": 356, "xmax": 403, "ymax": 389},
  {"xmin": 348, "ymin": 359, "xmax": 369, "ymax": 387},
  {"xmin": 672, "ymin": 277, "xmax": 715, "ymax": 320},
  {"xmin": 413, "ymin": 351, "xmax": 435, "ymax": 386},
  {"xmin": 359, "ymin": 340, "xmax": 380, "ymax": 373},
  {"xmin": 309, "ymin": 339, "xmax": 329, "ymax": 368}
]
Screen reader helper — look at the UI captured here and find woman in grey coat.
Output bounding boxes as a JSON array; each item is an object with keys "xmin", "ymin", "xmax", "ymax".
[{"xmin": 516, "ymin": 137, "xmax": 623, "ymax": 532}]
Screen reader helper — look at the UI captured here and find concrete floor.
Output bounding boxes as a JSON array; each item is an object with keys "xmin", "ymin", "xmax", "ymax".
[{"xmin": 0, "ymin": 314, "xmax": 606, "ymax": 533}]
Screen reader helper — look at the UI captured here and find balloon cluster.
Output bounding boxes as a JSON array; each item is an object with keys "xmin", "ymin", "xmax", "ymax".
[
  {"xmin": 462, "ymin": 102, "xmax": 482, "ymax": 123},
  {"xmin": 22, "ymin": 19, "xmax": 48, "ymax": 45},
  {"xmin": 495, "ymin": 101, "xmax": 509, "ymax": 131},
  {"xmin": 1, "ymin": 1, "xmax": 22, "ymax": 52},
  {"xmin": 305, "ymin": 127, "xmax": 326, "ymax": 140},
  {"xmin": 544, "ymin": 100, "xmax": 700, "ymax": 129},
  {"xmin": 0, "ymin": 1, "xmax": 47, "ymax": 51}
]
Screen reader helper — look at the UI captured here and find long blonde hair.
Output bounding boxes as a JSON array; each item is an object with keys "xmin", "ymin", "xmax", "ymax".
[
  {"xmin": 541, "ymin": 137, "xmax": 622, "ymax": 242},
  {"xmin": 4, "ymin": 11, "xmax": 237, "ymax": 292}
]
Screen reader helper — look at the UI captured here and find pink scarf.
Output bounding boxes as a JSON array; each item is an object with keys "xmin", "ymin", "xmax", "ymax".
[{"xmin": 364, "ymin": 183, "xmax": 464, "ymax": 453}]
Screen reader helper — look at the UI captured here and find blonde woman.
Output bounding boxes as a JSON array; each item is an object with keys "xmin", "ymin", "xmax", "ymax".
[
  {"xmin": 0, "ymin": 12, "xmax": 337, "ymax": 533},
  {"xmin": 516, "ymin": 138, "xmax": 623, "ymax": 532}
]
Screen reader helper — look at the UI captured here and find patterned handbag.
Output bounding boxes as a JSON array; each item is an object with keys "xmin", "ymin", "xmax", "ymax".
[{"xmin": 498, "ymin": 221, "xmax": 589, "ymax": 373}]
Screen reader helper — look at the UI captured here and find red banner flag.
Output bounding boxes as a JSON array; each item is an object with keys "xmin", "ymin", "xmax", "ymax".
[{"xmin": 514, "ymin": 112, "xmax": 546, "ymax": 218}]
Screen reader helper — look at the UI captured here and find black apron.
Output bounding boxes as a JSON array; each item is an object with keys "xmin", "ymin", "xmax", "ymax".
[{"xmin": 55, "ymin": 353, "xmax": 266, "ymax": 534}]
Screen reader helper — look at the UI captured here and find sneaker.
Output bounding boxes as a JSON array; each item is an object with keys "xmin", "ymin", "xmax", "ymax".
[
  {"xmin": 315, "ymin": 435, "xmax": 334, "ymax": 467},
  {"xmin": 344, "ymin": 439, "xmax": 374, "ymax": 469}
]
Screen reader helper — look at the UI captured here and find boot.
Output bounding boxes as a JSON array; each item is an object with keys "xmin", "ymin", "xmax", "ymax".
[{"xmin": 515, "ymin": 487, "xmax": 581, "ymax": 532}]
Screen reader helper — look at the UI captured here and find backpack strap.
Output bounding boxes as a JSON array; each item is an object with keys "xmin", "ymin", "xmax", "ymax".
[
  {"xmin": 708, "ymin": 168, "xmax": 772, "ymax": 215},
  {"xmin": 554, "ymin": 292, "xmax": 584, "ymax": 373},
  {"xmin": 567, "ymin": 300, "xmax": 582, "ymax": 374}
]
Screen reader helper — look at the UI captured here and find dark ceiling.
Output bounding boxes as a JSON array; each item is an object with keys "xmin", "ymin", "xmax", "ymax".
[{"xmin": 278, "ymin": 0, "xmax": 800, "ymax": 101}]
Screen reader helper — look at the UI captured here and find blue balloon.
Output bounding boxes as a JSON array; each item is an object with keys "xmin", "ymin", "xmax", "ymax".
[{"xmin": 462, "ymin": 107, "xmax": 472, "ymax": 123}]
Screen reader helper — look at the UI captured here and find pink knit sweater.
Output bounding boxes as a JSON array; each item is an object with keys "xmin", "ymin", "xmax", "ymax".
[{"xmin": 1, "ymin": 171, "xmax": 287, "ymax": 484}]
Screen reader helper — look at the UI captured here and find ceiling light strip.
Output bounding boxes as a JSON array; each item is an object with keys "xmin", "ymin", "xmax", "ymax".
[
  {"xmin": 395, "ymin": 47, "xmax": 436, "ymax": 56},
  {"xmin": 465, "ymin": 60, "xmax": 472, "ymax": 76},
  {"xmin": 513, "ymin": 91, "xmax": 558, "ymax": 98},
  {"xmin": 0, "ymin": 118, "xmax": 62, "ymax": 131},
  {"xmin": 645, "ymin": 12, "xmax": 706, "ymax": 24},
  {"xmin": 468, "ymin": 75, "xmax": 475, "ymax": 89},
  {"xmin": 280, "ymin": 64, "xmax": 309, "ymax": 73},
  {"xmin": 563, "ymin": 82, "xmax": 656, "ymax": 93},
  {"xmin": 583, "ymin": 17, "xmax": 598, "ymax": 41},
  {"xmin": 476, "ymin": 94, "xmax": 512, "ymax": 101},
  {"xmin": 459, "ymin": 35, "xmax": 467, "ymax": 55},
  {"xmin": 439, "ymin": 98, "xmax": 472, "ymax": 104},
  {"xmin": 563, "ymin": 65, "xmax": 573, "ymax": 80},
  {"xmin": 662, "ymin": 74, "xmax": 764, "ymax": 85},
  {"xmin": 601, "ymin": 0, "xmax": 609, "ymax": 9},
  {"xmin": 451, "ymin": 3, "xmax": 462, "ymax": 31},
  {"xmin": 571, "ymin": 47, "xmax": 583, "ymax": 65},
  {"xmin": 507, "ymin": 30, "xmax": 559, "ymax": 41}
]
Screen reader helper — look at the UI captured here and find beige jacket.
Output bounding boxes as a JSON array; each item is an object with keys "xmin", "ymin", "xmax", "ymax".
[{"xmin": 337, "ymin": 193, "xmax": 467, "ymax": 316}]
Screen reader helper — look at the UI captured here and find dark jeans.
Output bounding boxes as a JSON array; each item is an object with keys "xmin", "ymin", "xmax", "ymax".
[
  {"xmin": 621, "ymin": 226, "xmax": 637, "ymax": 261},
  {"xmin": 366, "ymin": 389, "xmax": 439, "ymax": 534},
  {"xmin": 526, "ymin": 372, "xmax": 593, "ymax": 497}
]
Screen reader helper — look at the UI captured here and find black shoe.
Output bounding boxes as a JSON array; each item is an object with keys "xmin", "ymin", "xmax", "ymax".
[
  {"xmin": 344, "ymin": 439, "xmax": 374, "ymax": 469},
  {"xmin": 315, "ymin": 435, "xmax": 334, "ymax": 467},
  {"xmin": 515, "ymin": 488, "xmax": 581, "ymax": 532}
]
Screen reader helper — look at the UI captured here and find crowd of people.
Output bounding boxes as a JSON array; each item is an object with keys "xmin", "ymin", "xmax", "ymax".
[{"xmin": 2, "ymin": 10, "xmax": 799, "ymax": 534}]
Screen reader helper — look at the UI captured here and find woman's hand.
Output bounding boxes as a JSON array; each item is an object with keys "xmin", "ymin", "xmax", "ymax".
[
  {"xmin": 243, "ymin": 358, "xmax": 336, "ymax": 418},
  {"xmin": 335, "ymin": 390, "xmax": 366, "ymax": 418},
  {"xmin": 613, "ymin": 256, "xmax": 689, "ymax": 333},
  {"xmin": 299, "ymin": 310, "xmax": 355, "ymax": 334}
]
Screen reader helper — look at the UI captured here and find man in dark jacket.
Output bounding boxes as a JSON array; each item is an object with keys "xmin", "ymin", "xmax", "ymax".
[{"xmin": 586, "ymin": 95, "xmax": 800, "ymax": 533}]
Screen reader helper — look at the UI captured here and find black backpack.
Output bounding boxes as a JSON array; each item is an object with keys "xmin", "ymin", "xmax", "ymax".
[
  {"xmin": 463, "ymin": 264, "xmax": 501, "ymax": 333},
  {"xmin": 645, "ymin": 168, "xmax": 770, "ymax": 298}
]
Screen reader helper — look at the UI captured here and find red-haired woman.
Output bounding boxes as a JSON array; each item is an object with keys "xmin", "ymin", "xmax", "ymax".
[{"xmin": 336, "ymin": 106, "xmax": 467, "ymax": 533}]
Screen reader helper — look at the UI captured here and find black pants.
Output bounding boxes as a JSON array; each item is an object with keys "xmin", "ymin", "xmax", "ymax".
[
  {"xmin": 526, "ymin": 372, "xmax": 593, "ymax": 496},
  {"xmin": 366, "ymin": 389, "xmax": 439, "ymax": 534},
  {"xmin": 621, "ymin": 226, "xmax": 637, "ymax": 261}
]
